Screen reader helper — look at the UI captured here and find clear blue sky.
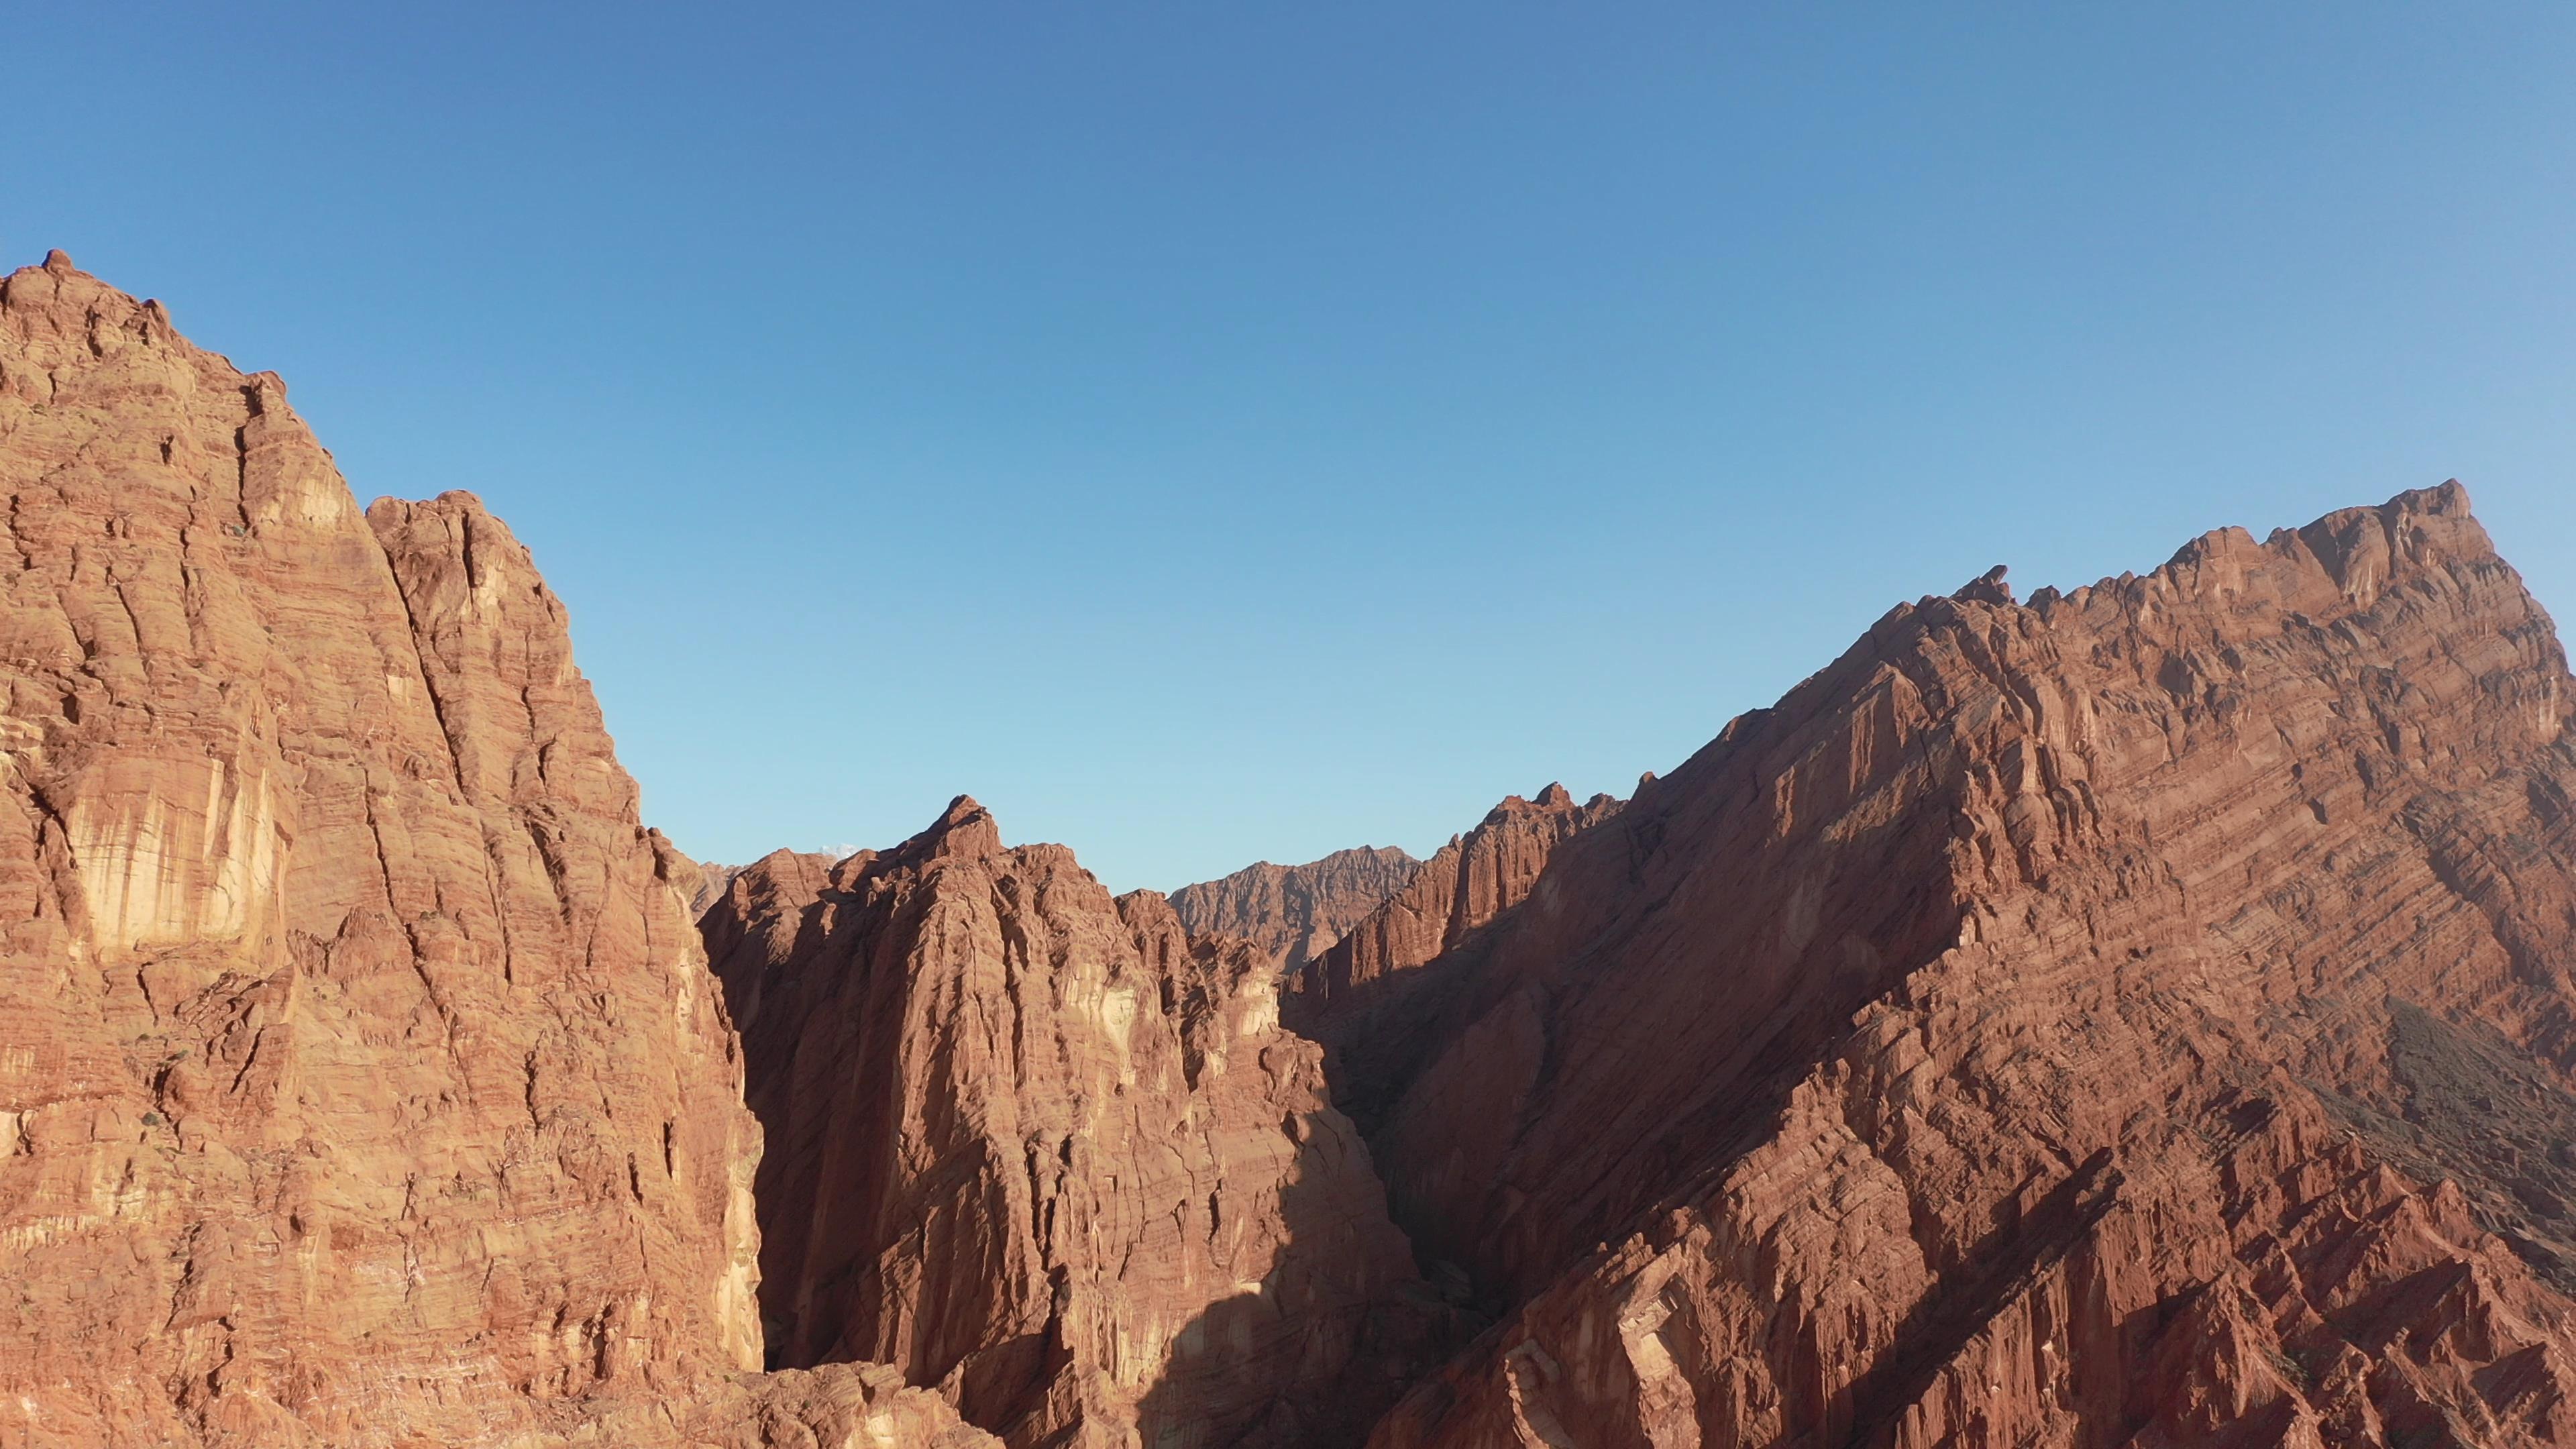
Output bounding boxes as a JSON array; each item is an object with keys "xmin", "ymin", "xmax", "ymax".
[{"xmin": 10, "ymin": 4, "xmax": 2573, "ymax": 892}]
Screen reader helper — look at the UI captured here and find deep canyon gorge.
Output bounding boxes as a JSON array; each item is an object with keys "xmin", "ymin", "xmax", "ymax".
[{"xmin": 7, "ymin": 250, "xmax": 2576, "ymax": 1448}]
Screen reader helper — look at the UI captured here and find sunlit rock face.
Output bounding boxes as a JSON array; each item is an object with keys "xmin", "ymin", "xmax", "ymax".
[
  {"xmin": 702, "ymin": 800, "xmax": 1444, "ymax": 1449},
  {"xmin": 1286, "ymin": 788, "xmax": 1619, "ymax": 1026},
  {"xmin": 1170, "ymin": 845, "xmax": 1421, "ymax": 977},
  {"xmin": 18, "ymin": 247, "xmax": 2576, "ymax": 1449},
  {"xmin": 1354, "ymin": 484, "xmax": 2576, "ymax": 1448},
  {"xmin": 0, "ymin": 253, "xmax": 774, "ymax": 1446}
]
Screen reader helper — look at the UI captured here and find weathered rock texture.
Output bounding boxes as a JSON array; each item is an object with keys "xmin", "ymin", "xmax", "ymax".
[
  {"xmin": 0, "ymin": 253, "xmax": 992, "ymax": 1449},
  {"xmin": 686, "ymin": 854, "xmax": 747, "ymax": 920},
  {"xmin": 21, "ymin": 250, "xmax": 2576, "ymax": 1449},
  {"xmin": 1355, "ymin": 484, "xmax": 2576, "ymax": 1448},
  {"xmin": 702, "ymin": 800, "xmax": 1441, "ymax": 1448},
  {"xmin": 1169, "ymin": 845, "xmax": 1419, "ymax": 977},
  {"xmin": 701, "ymin": 1362, "xmax": 1004, "ymax": 1449},
  {"xmin": 1281, "ymin": 784, "xmax": 1621, "ymax": 1174},
  {"xmin": 1285, "ymin": 785, "xmax": 1618, "ymax": 1027}
]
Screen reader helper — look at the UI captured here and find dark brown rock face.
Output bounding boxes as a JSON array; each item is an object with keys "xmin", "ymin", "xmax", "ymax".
[
  {"xmin": 1355, "ymin": 484, "xmax": 2576, "ymax": 1448},
  {"xmin": 21, "ymin": 251, "xmax": 2576, "ymax": 1449},
  {"xmin": 701, "ymin": 800, "xmax": 1439, "ymax": 1449},
  {"xmin": 1169, "ymin": 845, "xmax": 1419, "ymax": 975}
]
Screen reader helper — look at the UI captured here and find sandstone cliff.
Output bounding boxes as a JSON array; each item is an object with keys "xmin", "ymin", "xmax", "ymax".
[
  {"xmin": 21, "ymin": 248, "xmax": 2576, "ymax": 1449},
  {"xmin": 684, "ymin": 853, "xmax": 747, "ymax": 919},
  {"xmin": 1354, "ymin": 485, "xmax": 2576, "ymax": 1447},
  {"xmin": 701, "ymin": 800, "xmax": 1442, "ymax": 1448},
  {"xmin": 1280, "ymin": 784, "xmax": 1621, "ymax": 1175},
  {"xmin": 1169, "ymin": 845, "xmax": 1419, "ymax": 975},
  {"xmin": 0, "ymin": 252, "xmax": 990, "ymax": 1449},
  {"xmin": 1285, "ymin": 784, "xmax": 1619, "ymax": 1025}
]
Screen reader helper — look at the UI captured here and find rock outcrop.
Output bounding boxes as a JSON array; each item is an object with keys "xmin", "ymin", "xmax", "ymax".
[
  {"xmin": 0, "ymin": 253, "xmax": 984, "ymax": 1449},
  {"xmin": 1279, "ymin": 784, "xmax": 1621, "ymax": 1171},
  {"xmin": 1285, "ymin": 785, "xmax": 1618, "ymax": 1026},
  {"xmin": 1353, "ymin": 484, "xmax": 2576, "ymax": 1447},
  {"xmin": 702, "ymin": 1362, "xmax": 1004, "ymax": 1449},
  {"xmin": 686, "ymin": 854, "xmax": 747, "ymax": 919},
  {"xmin": 701, "ymin": 800, "xmax": 1442, "ymax": 1448},
  {"xmin": 21, "ymin": 250, "xmax": 2576, "ymax": 1449},
  {"xmin": 1169, "ymin": 845, "xmax": 1419, "ymax": 975}
]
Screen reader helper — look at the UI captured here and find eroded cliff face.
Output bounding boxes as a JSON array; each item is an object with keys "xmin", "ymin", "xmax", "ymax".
[
  {"xmin": 0, "ymin": 253, "xmax": 995, "ymax": 1449},
  {"xmin": 1286, "ymin": 785, "xmax": 1618, "ymax": 1026},
  {"xmin": 1169, "ymin": 845, "xmax": 1419, "ymax": 976},
  {"xmin": 1358, "ymin": 485, "xmax": 2576, "ymax": 1448},
  {"xmin": 1278, "ymin": 784, "xmax": 1621, "ymax": 1181},
  {"xmin": 701, "ymin": 799, "xmax": 1441, "ymax": 1449},
  {"xmin": 19, "ymin": 249, "xmax": 2576, "ymax": 1449}
]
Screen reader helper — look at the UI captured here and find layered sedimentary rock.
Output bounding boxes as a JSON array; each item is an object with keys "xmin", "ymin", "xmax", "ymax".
[
  {"xmin": 0, "ymin": 252, "xmax": 992, "ymax": 1449},
  {"xmin": 1169, "ymin": 845, "xmax": 1419, "ymax": 975},
  {"xmin": 686, "ymin": 855, "xmax": 747, "ymax": 919},
  {"xmin": 704, "ymin": 1363, "xmax": 1003, "ymax": 1449},
  {"xmin": 1285, "ymin": 784, "xmax": 1618, "ymax": 1025},
  {"xmin": 1280, "ymin": 785, "xmax": 1620, "ymax": 1169},
  {"xmin": 1358, "ymin": 484, "xmax": 2576, "ymax": 1447},
  {"xmin": 23, "ymin": 247, "xmax": 2576, "ymax": 1449},
  {"xmin": 701, "ymin": 800, "xmax": 1438, "ymax": 1448}
]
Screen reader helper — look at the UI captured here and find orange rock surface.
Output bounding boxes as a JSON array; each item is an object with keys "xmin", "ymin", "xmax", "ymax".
[
  {"xmin": 17, "ymin": 250, "xmax": 2576, "ymax": 1449},
  {"xmin": 1281, "ymin": 783, "xmax": 1623, "ymax": 1212},
  {"xmin": 0, "ymin": 253, "xmax": 988, "ymax": 1449},
  {"xmin": 1170, "ymin": 845, "xmax": 1419, "ymax": 976},
  {"xmin": 1358, "ymin": 485, "xmax": 2576, "ymax": 1447},
  {"xmin": 1287, "ymin": 784, "xmax": 1619, "ymax": 1025},
  {"xmin": 701, "ymin": 799, "xmax": 1443, "ymax": 1447}
]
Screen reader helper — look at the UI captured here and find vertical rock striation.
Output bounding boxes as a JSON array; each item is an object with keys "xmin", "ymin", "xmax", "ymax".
[
  {"xmin": 1169, "ymin": 845, "xmax": 1419, "ymax": 978},
  {"xmin": 0, "ymin": 252, "xmax": 981, "ymax": 1448},
  {"xmin": 702, "ymin": 799, "xmax": 1440, "ymax": 1448},
  {"xmin": 19, "ymin": 250, "xmax": 2576, "ymax": 1449},
  {"xmin": 1279, "ymin": 784, "xmax": 1621, "ymax": 1189}
]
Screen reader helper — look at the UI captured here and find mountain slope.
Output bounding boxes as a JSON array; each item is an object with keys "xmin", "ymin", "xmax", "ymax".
[
  {"xmin": 1354, "ymin": 485, "xmax": 2576, "ymax": 1447},
  {"xmin": 1280, "ymin": 783, "xmax": 1623, "ymax": 1183},
  {"xmin": 0, "ymin": 252, "xmax": 989, "ymax": 1449},
  {"xmin": 701, "ymin": 802, "xmax": 1446, "ymax": 1448},
  {"xmin": 1169, "ymin": 845, "xmax": 1420, "ymax": 975}
]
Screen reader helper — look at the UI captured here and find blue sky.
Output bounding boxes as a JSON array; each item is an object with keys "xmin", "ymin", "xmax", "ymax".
[{"xmin": 10, "ymin": 3, "xmax": 2573, "ymax": 892}]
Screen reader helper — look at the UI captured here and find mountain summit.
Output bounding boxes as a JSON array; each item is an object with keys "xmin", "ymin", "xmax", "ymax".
[{"xmin": 8, "ymin": 256, "xmax": 2575, "ymax": 1448}]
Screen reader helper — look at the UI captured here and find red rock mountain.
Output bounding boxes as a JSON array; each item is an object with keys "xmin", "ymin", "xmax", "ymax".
[
  {"xmin": 0, "ymin": 253, "xmax": 989, "ymax": 1447},
  {"xmin": 1355, "ymin": 485, "xmax": 2576, "ymax": 1448},
  {"xmin": 1285, "ymin": 783, "xmax": 1621, "ymax": 1026},
  {"xmin": 1169, "ymin": 845, "xmax": 1420, "ymax": 974},
  {"xmin": 1279, "ymin": 785, "xmax": 1622, "ymax": 1165},
  {"xmin": 15, "ymin": 252, "xmax": 2576, "ymax": 1449},
  {"xmin": 700, "ymin": 802, "xmax": 1447, "ymax": 1448}
]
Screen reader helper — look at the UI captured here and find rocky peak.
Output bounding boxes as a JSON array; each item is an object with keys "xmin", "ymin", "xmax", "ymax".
[
  {"xmin": 1286, "ymin": 781, "xmax": 1621, "ymax": 1030},
  {"xmin": 0, "ymin": 253, "xmax": 778, "ymax": 1444},
  {"xmin": 904, "ymin": 792, "xmax": 1004, "ymax": 861},
  {"xmin": 1953, "ymin": 561, "xmax": 2014, "ymax": 604},
  {"xmin": 702, "ymin": 797, "xmax": 1441, "ymax": 1447},
  {"xmin": 1168, "ymin": 843, "xmax": 1421, "ymax": 975}
]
